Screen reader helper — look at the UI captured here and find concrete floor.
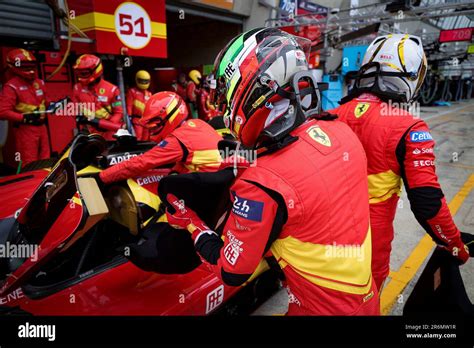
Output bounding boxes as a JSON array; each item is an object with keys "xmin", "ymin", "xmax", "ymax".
[{"xmin": 253, "ymin": 100, "xmax": 474, "ymax": 316}]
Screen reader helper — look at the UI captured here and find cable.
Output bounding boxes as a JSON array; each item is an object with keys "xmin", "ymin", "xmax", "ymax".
[{"xmin": 45, "ymin": 0, "xmax": 74, "ymax": 81}]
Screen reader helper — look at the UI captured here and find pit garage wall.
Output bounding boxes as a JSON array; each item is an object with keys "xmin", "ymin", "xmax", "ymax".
[{"xmin": 166, "ymin": 0, "xmax": 282, "ymax": 67}]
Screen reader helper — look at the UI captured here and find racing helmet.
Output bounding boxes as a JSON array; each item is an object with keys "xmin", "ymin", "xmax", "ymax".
[
  {"xmin": 136, "ymin": 70, "xmax": 151, "ymax": 90},
  {"xmin": 73, "ymin": 54, "xmax": 103, "ymax": 86},
  {"xmin": 354, "ymin": 34, "xmax": 427, "ymax": 103},
  {"xmin": 140, "ymin": 91, "xmax": 189, "ymax": 143},
  {"xmin": 189, "ymin": 70, "xmax": 202, "ymax": 85},
  {"xmin": 7, "ymin": 49, "xmax": 37, "ymax": 80},
  {"xmin": 209, "ymin": 27, "xmax": 321, "ymax": 148}
]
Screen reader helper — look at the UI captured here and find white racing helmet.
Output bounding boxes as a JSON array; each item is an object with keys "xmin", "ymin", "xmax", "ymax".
[{"xmin": 345, "ymin": 34, "xmax": 427, "ymax": 103}]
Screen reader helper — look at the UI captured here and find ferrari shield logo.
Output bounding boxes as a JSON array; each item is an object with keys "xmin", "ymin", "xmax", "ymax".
[
  {"xmin": 355, "ymin": 103, "xmax": 370, "ymax": 118},
  {"xmin": 99, "ymin": 88, "xmax": 106, "ymax": 94},
  {"xmin": 307, "ymin": 126, "xmax": 331, "ymax": 147}
]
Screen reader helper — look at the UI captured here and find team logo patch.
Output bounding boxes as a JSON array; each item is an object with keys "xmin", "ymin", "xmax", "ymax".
[
  {"xmin": 223, "ymin": 231, "xmax": 243, "ymax": 266},
  {"xmin": 306, "ymin": 126, "xmax": 331, "ymax": 147},
  {"xmin": 33, "ymin": 82, "xmax": 39, "ymax": 89},
  {"xmin": 206, "ymin": 285, "xmax": 224, "ymax": 314},
  {"xmin": 410, "ymin": 131, "xmax": 432, "ymax": 142},
  {"xmin": 231, "ymin": 191, "xmax": 264, "ymax": 222},
  {"xmin": 355, "ymin": 102, "xmax": 370, "ymax": 118},
  {"xmin": 98, "ymin": 95, "xmax": 108, "ymax": 102},
  {"xmin": 188, "ymin": 121, "xmax": 196, "ymax": 127}
]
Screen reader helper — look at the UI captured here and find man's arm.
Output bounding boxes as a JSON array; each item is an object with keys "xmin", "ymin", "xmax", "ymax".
[
  {"xmin": 125, "ymin": 89, "xmax": 134, "ymax": 116},
  {"xmin": 167, "ymin": 177, "xmax": 286, "ymax": 286},
  {"xmin": 0, "ymin": 84, "xmax": 23, "ymax": 122},
  {"xmin": 396, "ymin": 121, "xmax": 469, "ymax": 263},
  {"xmin": 99, "ymin": 135, "xmax": 184, "ymax": 184},
  {"xmin": 108, "ymin": 86, "xmax": 124, "ymax": 125}
]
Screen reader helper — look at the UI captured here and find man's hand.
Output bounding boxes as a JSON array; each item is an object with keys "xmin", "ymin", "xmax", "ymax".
[
  {"xmin": 461, "ymin": 232, "xmax": 474, "ymax": 257},
  {"xmin": 446, "ymin": 237, "xmax": 470, "ymax": 265},
  {"xmin": 165, "ymin": 193, "xmax": 215, "ymax": 242},
  {"xmin": 22, "ymin": 112, "xmax": 45, "ymax": 125}
]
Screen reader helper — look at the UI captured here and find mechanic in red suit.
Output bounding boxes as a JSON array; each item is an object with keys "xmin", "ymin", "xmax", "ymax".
[
  {"xmin": 172, "ymin": 73, "xmax": 188, "ymax": 102},
  {"xmin": 329, "ymin": 34, "xmax": 470, "ymax": 291},
  {"xmin": 99, "ymin": 91, "xmax": 222, "ymax": 184},
  {"xmin": 0, "ymin": 49, "xmax": 50, "ymax": 167},
  {"xmin": 165, "ymin": 28, "xmax": 380, "ymax": 316},
  {"xmin": 72, "ymin": 54, "xmax": 123, "ymax": 140},
  {"xmin": 127, "ymin": 70, "xmax": 152, "ymax": 141},
  {"xmin": 196, "ymin": 78, "xmax": 217, "ymax": 121}
]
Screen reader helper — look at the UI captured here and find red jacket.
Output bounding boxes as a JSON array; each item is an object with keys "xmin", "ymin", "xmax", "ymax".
[
  {"xmin": 194, "ymin": 118, "xmax": 379, "ymax": 315},
  {"xmin": 0, "ymin": 76, "xmax": 48, "ymax": 122},
  {"xmin": 197, "ymin": 88, "xmax": 213, "ymax": 121},
  {"xmin": 72, "ymin": 79, "xmax": 123, "ymax": 140},
  {"xmin": 186, "ymin": 82, "xmax": 198, "ymax": 103},
  {"xmin": 100, "ymin": 119, "xmax": 222, "ymax": 184},
  {"xmin": 126, "ymin": 87, "xmax": 151, "ymax": 141},
  {"xmin": 329, "ymin": 94, "xmax": 464, "ymax": 288}
]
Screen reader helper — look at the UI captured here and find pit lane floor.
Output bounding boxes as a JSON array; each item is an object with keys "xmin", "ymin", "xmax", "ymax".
[{"xmin": 253, "ymin": 100, "xmax": 474, "ymax": 315}]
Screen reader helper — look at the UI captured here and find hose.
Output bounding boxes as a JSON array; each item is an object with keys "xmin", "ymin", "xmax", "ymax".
[
  {"xmin": 45, "ymin": 0, "xmax": 76, "ymax": 81},
  {"xmin": 441, "ymin": 79, "xmax": 452, "ymax": 102}
]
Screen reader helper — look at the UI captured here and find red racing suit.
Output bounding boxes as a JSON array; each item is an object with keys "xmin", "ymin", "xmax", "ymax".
[
  {"xmin": 0, "ymin": 76, "xmax": 50, "ymax": 167},
  {"xmin": 191, "ymin": 118, "xmax": 379, "ymax": 315},
  {"xmin": 186, "ymin": 81, "xmax": 198, "ymax": 103},
  {"xmin": 100, "ymin": 119, "xmax": 222, "ymax": 184},
  {"xmin": 72, "ymin": 79, "xmax": 123, "ymax": 140},
  {"xmin": 126, "ymin": 87, "xmax": 151, "ymax": 141},
  {"xmin": 329, "ymin": 93, "xmax": 466, "ymax": 289},
  {"xmin": 197, "ymin": 88, "xmax": 214, "ymax": 121}
]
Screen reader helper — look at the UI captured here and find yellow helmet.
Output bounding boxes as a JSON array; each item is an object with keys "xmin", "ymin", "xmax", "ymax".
[
  {"xmin": 188, "ymin": 70, "xmax": 202, "ymax": 85},
  {"xmin": 136, "ymin": 70, "xmax": 151, "ymax": 90}
]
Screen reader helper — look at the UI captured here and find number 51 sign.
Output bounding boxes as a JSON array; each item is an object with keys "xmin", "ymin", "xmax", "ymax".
[
  {"xmin": 70, "ymin": 0, "xmax": 167, "ymax": 58},
  {"xmin": 115, "ymin": 2, "xmax": 151, "ymax": 49}
]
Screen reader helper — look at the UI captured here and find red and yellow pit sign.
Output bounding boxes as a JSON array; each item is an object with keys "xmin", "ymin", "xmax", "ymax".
[{"xmin": 70, "ymin": 0, "xmax": 167, "ymax": 58}]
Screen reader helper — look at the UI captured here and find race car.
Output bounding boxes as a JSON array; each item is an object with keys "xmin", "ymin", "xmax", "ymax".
[{"xmin": 0, "ymin": 133, "xmax": 278, "ymax": 315}]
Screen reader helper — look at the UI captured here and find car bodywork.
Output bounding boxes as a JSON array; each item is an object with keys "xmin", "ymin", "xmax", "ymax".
[{"xmin": 0, "ymin": 134, "xmax": 272, "ymax": 315}]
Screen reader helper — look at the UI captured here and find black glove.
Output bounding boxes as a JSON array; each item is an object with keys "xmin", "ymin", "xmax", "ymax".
[
  {"xmin": 76, "ymin": 115, "xmax": 90, "ymax": 125},
  {"xmin": 461, "ymin": 232, "xmax": 474, "ymax": 257},
  {"xmin": 22, "ymin": 112, "xmax": 45, "ymax": 126}
]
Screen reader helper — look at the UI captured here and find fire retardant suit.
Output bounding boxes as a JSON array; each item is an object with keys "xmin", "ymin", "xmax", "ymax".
[
  {"xmin": 126, "ymin": 87, "xmax": 151, "ymax": 141},
  {"xmin": 329, "ymin": 93, "xmax": 467, "ymax": 289},
  {"xmin": 0, "ymin": 76, "xmax": 50, "ymax": 166},
  {"xmin": 72, "ymin": 79, "xmax": 123, "ymax": 140},
  {"xmin": 100, "ymin": 119, "xmax": 222, "ymax": 184},
  {"xmin": 175, "ymin": 118, "xmax": 380, "ymax": 315}
]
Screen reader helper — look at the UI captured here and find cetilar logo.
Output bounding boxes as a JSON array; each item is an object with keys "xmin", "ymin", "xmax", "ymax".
[
  {"xmin": 410, "ymin": 131, "xmax": 433, "ymax": 142},
  {"xmin": 18, "ymin": 322, "xmax": 56, "ymax": 341}
]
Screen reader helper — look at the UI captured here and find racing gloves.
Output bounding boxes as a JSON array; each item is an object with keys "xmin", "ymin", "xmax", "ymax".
[
  {"xmin": 22, "ymin": 111, "xmax": 46, "ymax": 125},
  {"xmin": 446, "ymin": 238, "xmax": 470, "ymax": 265},
  {"xmin": 165, "ymin": 193, "xmax": 217, "ymax": 242}
]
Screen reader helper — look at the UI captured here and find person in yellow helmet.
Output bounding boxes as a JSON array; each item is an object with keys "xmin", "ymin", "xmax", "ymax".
[
  {"xmin": 126, "ymin": 70, "xmax": 152, "ymax": 140},
  {"xmin": 186, "ymin": 69, "xmax": 201, "ymax": 118}
]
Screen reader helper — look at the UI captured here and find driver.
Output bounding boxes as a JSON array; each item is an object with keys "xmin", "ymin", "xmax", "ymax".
[
  {"xmin": 164, "ymin": 28, "xmax": 379, "ymax": 316},
  {"xmin": 98, "ymin": 91, "xmax": 223, "ymax": 184},
  {"xmin": 328, "ymin": 34, "xmax": 470, "ymax": 290}
]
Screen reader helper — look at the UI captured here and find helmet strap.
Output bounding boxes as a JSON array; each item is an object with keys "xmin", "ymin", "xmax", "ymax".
[{"xmin": 341, "ymin": 62, "xmax": 414, "ymax": 104}]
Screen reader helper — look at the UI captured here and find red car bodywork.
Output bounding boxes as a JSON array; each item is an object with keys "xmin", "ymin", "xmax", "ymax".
[{"xmin": 0, "ymin": 150, "xmax": 249, "ymax": 315}]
